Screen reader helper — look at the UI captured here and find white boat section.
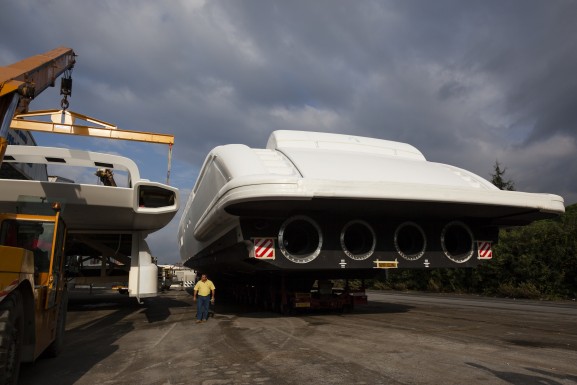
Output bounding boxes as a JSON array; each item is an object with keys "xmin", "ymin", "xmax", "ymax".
[
  {"xmin": 1, "ymin": 145, "xmax": 179, "ymax": 300},
  {"xmin": 179, "ymin": 130, "xmax": 564, "ymax": 265},
  {"xmin": 1, "ymin": 129, "xmax": 48, "ymax": 180}
]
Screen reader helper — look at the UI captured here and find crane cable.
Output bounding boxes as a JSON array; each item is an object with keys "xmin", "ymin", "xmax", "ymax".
[{"xmin": 60, "ymin": 67, "xmax": 73, "ymax": 111}]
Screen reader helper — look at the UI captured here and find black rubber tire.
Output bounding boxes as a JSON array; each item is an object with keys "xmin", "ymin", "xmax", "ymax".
[
  {"xmin": 0, "ymin": 291, "xmax": 24, "ymax": 385},
  {"xmin": 44, "ymin": 289, "xmax": 68, "ymax": 358}
]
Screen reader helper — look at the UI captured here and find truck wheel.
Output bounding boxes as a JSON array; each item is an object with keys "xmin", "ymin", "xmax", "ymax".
[
  {"xmin": 0, "ymin": 291, "xmax": 24, "ymax": 385},
  {"xmin": 45, "ymin": 289, "xmax": 68, "ymax": 358}
]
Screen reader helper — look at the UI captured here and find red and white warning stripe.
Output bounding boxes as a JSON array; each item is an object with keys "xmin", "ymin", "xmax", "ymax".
[
  {"xmin": 254, "ymin": 238, "xmax": 275, "ymax": 259},
  {"xmin": 477, "ymin": 241, "xmax": 493, "ymax": 260},
  {"xmin": 0, "ymin": 279, "xmax": 20, "ymax": 301}
]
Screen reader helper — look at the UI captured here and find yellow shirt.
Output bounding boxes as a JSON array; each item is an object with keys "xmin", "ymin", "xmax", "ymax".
[{"xmin": 194, "ymin": 280, "xmax": 215, "ymax": 296}]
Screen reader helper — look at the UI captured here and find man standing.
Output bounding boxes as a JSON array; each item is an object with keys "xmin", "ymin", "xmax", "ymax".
[{"xmin": 193, "ymin": 274, "xmax": 215, "ymax": 323}]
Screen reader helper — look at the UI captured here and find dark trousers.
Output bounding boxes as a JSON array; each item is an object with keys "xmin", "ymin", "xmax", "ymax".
[{"xmin": 197, "ymin": 295, "xmax": 210, "ymax": 320}]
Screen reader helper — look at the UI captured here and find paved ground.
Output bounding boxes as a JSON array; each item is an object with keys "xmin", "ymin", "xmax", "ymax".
[{"xmin": 19, "ymin": 289, "xmax": 577, "ymax": 385}]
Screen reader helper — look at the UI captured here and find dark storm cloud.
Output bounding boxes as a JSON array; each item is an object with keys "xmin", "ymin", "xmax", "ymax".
[{"xmin": 2, "ymin": 0, "xmax": 575, "ymax": 262}]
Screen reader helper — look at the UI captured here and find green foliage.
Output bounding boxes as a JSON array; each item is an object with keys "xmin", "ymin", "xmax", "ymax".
[
  {"xmin": 496, "ymin": 282, "xmax": 541, "ymax": 299},
  {"xmin": 370, "ymin": 204, "xmax": 577, "ymax": 300},
  {"xmin": 489, "ymin": 204, "xmax": 577, "ymax": 299}
]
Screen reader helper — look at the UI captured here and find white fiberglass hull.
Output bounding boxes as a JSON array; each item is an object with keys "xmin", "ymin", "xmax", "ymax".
[{"xmin": 178, "ymin": 131, "xmax": 564, "ymax": 276}]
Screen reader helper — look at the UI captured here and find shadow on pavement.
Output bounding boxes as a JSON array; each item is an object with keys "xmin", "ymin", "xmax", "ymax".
[
  {"xmin": 466, "ymin": 362, "xmax": 568, "ymax": 385},
  {"xmin": 18, "ymin": 290, "xmax": 193, "ymax": 385},
  {"xmin": 208, "ymin": 299, "xmax": 413, "ymax": 319}
]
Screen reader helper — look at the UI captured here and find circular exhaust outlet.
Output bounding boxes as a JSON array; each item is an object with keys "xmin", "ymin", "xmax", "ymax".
[
  {"xmin": 340, "ymin": 220, "xmax": 376, "ymax": 260},
  {"xmin": 441, "ymin": 221, "xmax": 474, "ymax": 263},
  {"xmin": 278, "ymin": 215, "xmax": 322, "ymax": 264},
  {"xmin": 394, "ymin": 222, "xmax": 427, "ymax": 261}
]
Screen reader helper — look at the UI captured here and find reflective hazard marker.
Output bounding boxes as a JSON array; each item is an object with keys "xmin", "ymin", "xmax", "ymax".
[
  {"xmin": 373, "ymin": 259, "xmax": 399, "ymax": 269},
  {"xmin": 477, "ymin": 241, "xmax": 493, "ymax": 259},
  {"xmin": 254, "ymin": 238, "xmax": 275, "ymax": 259}
]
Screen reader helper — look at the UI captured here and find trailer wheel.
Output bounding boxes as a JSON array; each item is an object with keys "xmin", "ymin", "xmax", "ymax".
[
  {"xmin": 0, "ymin": 291, "xmax": 24, "ymax": 385},
  {"xmin": 45, "ymin": 289, "xmax": 68, "ymax": 358}
]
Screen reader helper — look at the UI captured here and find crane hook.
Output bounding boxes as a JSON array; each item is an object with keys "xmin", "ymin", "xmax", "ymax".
[{"xmin": 60, "ymin": 69, "xmax": 73, "ymax": 111}]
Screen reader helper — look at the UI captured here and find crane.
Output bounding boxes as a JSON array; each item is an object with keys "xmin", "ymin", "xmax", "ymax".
[
  {"xmin": 0, "ymin": 47, "xmax": 76, "ymax": 164},
  {"xmin": 1, "ymin": 47, "xmax": 175, "ymax": 183},
  {"xmin": 0, "ymin": 47, "xmax": 176, "ymax": 385}
]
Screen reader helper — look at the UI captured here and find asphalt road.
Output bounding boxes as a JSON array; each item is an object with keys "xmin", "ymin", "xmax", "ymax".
[{"xmin": 19, "ymin": 289, "xmax": 577, "ymax": 385}]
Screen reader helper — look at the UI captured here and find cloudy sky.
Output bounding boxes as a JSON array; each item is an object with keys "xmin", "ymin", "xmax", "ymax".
[{"xmin": 2, "ymin": 0, "xmax": 575, "ymax": 264}]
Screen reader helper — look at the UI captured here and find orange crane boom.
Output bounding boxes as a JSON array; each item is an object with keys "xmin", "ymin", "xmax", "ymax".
[{"xmin": 0, "ymin": 47, "xmax": 76, "ymax": 163}]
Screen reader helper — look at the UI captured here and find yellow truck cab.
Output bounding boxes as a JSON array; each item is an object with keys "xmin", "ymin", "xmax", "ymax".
[{"xmin": 0, "ymin": 203, "xmax": 68, "ymax": 385}]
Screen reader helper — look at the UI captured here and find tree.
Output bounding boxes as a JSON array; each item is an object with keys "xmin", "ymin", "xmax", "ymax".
[
  {"xmin": 490, "ymin": 161, "xmax": 515, "ymax": 190},
  {"xmin": 487, "ymin": 204, "xmax": 577, "ymax": 299}
]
